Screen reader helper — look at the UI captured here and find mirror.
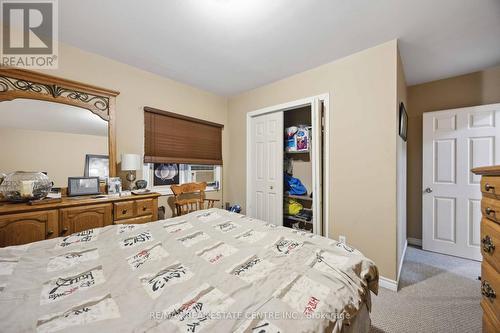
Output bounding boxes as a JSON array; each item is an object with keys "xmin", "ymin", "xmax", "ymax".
[{"xmin": 0, "ymin": 99, "xmax": 108, "ymax": 187}]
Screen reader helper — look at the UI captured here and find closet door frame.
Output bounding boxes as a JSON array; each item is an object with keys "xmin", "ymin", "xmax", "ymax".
[{"xmin": 246, "ymin": 93, "xmax": 330, "ymax": 236}]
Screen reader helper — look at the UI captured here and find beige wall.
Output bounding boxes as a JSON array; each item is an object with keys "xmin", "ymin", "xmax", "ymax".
[
  {"xmin": 227, "ymin": 40, "xmax": 400, "ymax": 280},
  {"xmin": 36, "ymin": 42, "xmax": 228, "ymax": 215},
  {"xmin": 396, "ymin": 48, "xmax": 408, "ymax": 279},
  {"xmin": 0, "ymin": 128, "xmax": 107, "ymax": 187},
  {"xmin": 407, "ymin": 65, "xmax": 500, "ymax": 240}
]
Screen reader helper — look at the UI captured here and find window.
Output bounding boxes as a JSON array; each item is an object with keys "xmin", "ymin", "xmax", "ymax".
[
  {"xmin": 143, "ymin": 106, "xmax": 223, "ymax": 195},
  {"xmin": 144, "ymin": 107, "xmax": 223, "ymax": 165},
  {"xmin": 143, "ymin": 163, "xmax": 221, "ymax": 195}
]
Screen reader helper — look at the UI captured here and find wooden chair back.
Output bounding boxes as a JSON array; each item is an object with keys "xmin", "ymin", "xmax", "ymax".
[{"xmin": 171, "ymin": 182, "xmax": 219, "ymax": 216}]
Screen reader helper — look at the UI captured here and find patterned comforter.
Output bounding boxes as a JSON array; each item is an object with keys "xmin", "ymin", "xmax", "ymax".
[{"xmin": 0, "ymin": 208, "xmax": 378, "ymax": 333}]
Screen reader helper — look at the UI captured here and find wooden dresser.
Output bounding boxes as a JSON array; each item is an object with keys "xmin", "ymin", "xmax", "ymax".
[
  {"xmin": 0, "ymin": 193, "xmax": 160, "ymax": 248},
  {"xmin": 472, "ymin": 166, "xmax": 500, "ymax": 332}
]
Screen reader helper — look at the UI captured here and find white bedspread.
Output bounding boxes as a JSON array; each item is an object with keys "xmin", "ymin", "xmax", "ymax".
[{"xmin": 0, "ymin": 208, "xmax": 378, "ymax": 333}]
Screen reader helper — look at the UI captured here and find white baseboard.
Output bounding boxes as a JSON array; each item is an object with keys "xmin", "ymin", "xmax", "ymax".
[
  {"xmin": 407, "ymin": 237, "xmax": 422, "ymax": 246},
  {"xmin": 379, "ymin": 240, "xmax": 408, "ymax": 292},
  {"xmin": 379, "ymin": 276, "xmax": 398, "ymax": 292},
  {"xmin": 379, "ymin": 241, "xmax": 408, "ymax": 293}
]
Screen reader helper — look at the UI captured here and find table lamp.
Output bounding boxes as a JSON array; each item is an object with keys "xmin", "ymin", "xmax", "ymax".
[{"xmin": 121, "ymin": 154, "xmax": 141, "ymax": 189}]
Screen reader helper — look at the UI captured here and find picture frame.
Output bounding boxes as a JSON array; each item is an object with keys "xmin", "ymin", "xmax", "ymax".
[
  {"xmin": 153, "ymin": 163, "xmax": 180, "ymax": 186},
  {"xmin": 84, "ymin": 154, "xmax": 109, "ymax": 181},
  {"xmin": 67, "ymin": 177, "xmax": 101, "ymax": 197},
  {"xmin": 399, "ymin": 102, "xmax": 408, "ymax": 141},
  {"xmin": 106, "ymin": 177, "xmax": 122, "ymax": 195}
]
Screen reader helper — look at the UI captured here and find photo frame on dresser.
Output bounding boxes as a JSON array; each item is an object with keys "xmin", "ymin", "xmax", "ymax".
[
  {"xmin": 67, "ymin": 177, "xmax": 101, "ymax": 196},
  {"xmin": 84, "ymin": 154, "xmax": 109, "ymax": 181},
  {"xmin": 106, "ymin": 177, "xmax": 122, "ymax": 195}
]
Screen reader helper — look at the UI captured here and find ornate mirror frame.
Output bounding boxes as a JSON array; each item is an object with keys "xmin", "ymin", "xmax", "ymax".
[{"xmin": 0, "ymin": 67, "xmax": 119, "ymax": 176}]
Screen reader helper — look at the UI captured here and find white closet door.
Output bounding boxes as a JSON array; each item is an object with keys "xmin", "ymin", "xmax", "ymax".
[
  {"xmin": 249, "ymin": 111, "xmax": 283, "ymax": 225},
  {"xmin": 423, "ymin": 103, "xmax": 500, "ymax": 260},
  {"xmin": 311, "ymin": 98, "xmax": 323, "ymax": 236}
]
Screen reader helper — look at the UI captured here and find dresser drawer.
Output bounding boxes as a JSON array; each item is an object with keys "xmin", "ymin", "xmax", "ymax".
[
  {"xmin": 481, "ymin": 176, "xmax": 500, "ymax": 199},
  {"xmin": 481, "ymin": 218, "xmax": 500, "ymax": 272},
  {"xmin": 481, "ymin": 197, "xmax": 500, "ymax": 224},
  {"xmin": 114, "ymin": 215, "xmax": 152, "ymax": 225},
  {"xmin": 135, "ymin": 199, "xmax": 154, "ymax": 217},
  {"xmin": 114, "ymin": 201, "xmax": 135, "ymax": 220},
  {"xmin": 481, "ymin": 262, "xmax": 499, "ymax": 324}
]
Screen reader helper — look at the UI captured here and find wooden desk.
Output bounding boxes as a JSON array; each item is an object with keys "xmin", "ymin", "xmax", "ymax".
[{"xmin": 0, "ymin": 193, "xmax": 160, "ymax": 247}]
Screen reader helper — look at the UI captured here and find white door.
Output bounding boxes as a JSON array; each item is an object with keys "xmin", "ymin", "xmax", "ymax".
[
  {"xmin": 248, "ymin": 111, "xmax": 283, "ymax": 224},
  {"xmin": 311, "ymin": 98, "xmax": 323, "ymax": 236},
  {"xmin": 423, "ymin": 104, "xmax": 500, "ymax": 260}
]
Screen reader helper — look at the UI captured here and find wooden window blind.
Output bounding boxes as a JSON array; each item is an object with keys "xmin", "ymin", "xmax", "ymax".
[{"xmin": 144, "ymin": 107, "xmax": 223, "ymax": 165}]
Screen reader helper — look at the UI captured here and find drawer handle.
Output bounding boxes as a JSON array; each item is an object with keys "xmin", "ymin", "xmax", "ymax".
[
  {"xmin": 142, "ymin": 207, "xmax": 147, "ymax": 211},
  {"xmin": 122, "ymin": 209, "xmax": 128, "ymax": 214},
  {"xmin": 61, "ymin": 228, "xmax": 69, "ymax": 234},
  {"xmin": 481, "ymin": 235, "xmax": 495, "ymax": 253},
  {"xmin": 481, "ymin": 281, "xmax": 496, "ymax": 300},
  {"xmin": 485, "ymin": 183, "xmax": 495, "ymax": 192},
  {"xmin": 485, "ymin": 207, "xmax": 498, "ymax": 222},
  {"xmin": 47, "ymin": 230, "xmax": 54, "ymax": 236}
]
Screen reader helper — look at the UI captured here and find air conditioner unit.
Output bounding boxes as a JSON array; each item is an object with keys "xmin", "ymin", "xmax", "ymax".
[{"xmin": 190, "ymin": 165, "xmax": 217, "ymax": 187}]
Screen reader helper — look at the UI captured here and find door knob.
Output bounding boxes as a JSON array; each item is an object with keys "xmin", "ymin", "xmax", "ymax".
[
  {"xmin": 269, "ymin": 186, "xmax": 273, "ymax": 190},
  {"xmin": 425, "ymin": 187, "xmax": 433, "ymax": 193}
]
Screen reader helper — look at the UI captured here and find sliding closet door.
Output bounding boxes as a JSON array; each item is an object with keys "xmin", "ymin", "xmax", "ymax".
[
  {"xmin": 312, "ymin": 98, "xmax": 324, "ymax": 236},
  {"xmin": 248, "ymin": 111, "xmax": 283, "ymax": 225}
]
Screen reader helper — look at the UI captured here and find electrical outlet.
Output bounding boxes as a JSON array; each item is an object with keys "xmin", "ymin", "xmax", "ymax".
[{"xmin": 339, "ymin": 235, "xmax": 346, "ymax": 244}]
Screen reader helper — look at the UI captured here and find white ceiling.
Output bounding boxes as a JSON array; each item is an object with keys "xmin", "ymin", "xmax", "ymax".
[
  {"xmin": 0, "ymin": 99, "xmax": 108, "ymax": 136},
  {"xmin": 60, "ymin": 0, "xmax": 500, "ymax": 96}
]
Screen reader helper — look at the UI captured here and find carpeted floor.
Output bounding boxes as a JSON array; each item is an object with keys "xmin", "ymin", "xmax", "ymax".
[{"xmin": 369, "ymin": 246, "xmax": 482, "ymax": 333}]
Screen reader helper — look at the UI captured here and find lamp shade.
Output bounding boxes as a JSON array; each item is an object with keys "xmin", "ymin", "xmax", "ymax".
[{"xmin": 121, "ymin": 154, "xmax": 141, "ymax": 171}]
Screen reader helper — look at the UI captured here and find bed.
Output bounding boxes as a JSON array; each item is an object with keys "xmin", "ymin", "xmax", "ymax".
[{"xmin": 0, "ymin": 208, "xmax": 378, "ymax": 332}]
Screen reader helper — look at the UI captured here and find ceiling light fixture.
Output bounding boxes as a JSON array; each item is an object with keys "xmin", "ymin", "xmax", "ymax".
[{"xmin": 193, "ymin": 0, "xmax": 280, "ymax": 22}]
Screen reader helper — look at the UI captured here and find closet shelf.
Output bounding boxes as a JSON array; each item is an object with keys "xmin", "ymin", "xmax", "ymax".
[
  {"xmin": 284, "ymin": 194, "xmax": 312, "ymax": 201},
  {"xmin": 285, "ymin": 150, "xmax": 309, "ymax": 154},
  {"xmin": 284, "ymin": 214, "xmax": 312, "ymax": 223}
]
